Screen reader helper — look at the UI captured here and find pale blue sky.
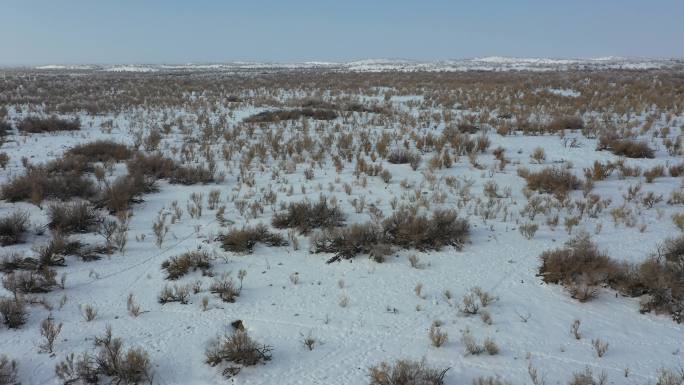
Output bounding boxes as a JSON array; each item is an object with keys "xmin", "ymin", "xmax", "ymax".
[{"xmin": 1, "ymin": 0, "xmax": 682, "ymax": 65}]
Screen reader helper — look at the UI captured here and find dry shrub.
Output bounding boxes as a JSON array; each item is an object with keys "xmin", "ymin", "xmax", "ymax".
[
  {"xmin": 568, "ymin": 367, "xmax": 607, "ymax": 385},
  {"xmin": 48, "ymin": 201, "xmax": 100, "ymax": 234},
  {"xmin": 388, "ymin": 149, "xmax": 422, "ymax": 168},
  {"xmin": 0, "ymin": 297, "xmax": 27, "ymax": 328},
  {"xmin": 382, "ymin": 209, "xmax": 469, "ymax": 251},
  {"xmin": 244, "ymin": 108, "xmax": 337, "ymax": 123},
  {"xmin": 0, "ymin": 120, "xmax": 11, "ymax": 136},
  {"xmin": 598, "ymin": 136, "xmax": 654, "ymax": 158},
  {"xmin": 669, "ymin": 162, "xmax": 684, "ymax": 178},
  {"xmin": 540, "ymin": 233, "xmax": 684, "ymax": 322},
  {"xmin": 36, "ymin": 233, "xmax": 85, "ymax": 266},
  {"xmin": 539, "ymin": 232, "xmax": 617, "ymax": 295},
  {"xmin": 126, "ymin": 152, "xmax": 175, "ymax": 179},
  {"xmin": 472, "ymin": 377, "xmax": 510, "ymax": 385},
  {"xmin": 18, "ymin": 116, "xmax": 80, "ymax": 133},
  {"xmin": 220, "ymin": 224, "xmax": 287, "ymax": 253},
  {"xmin": 127, "ymin": 153, "xmax": 213, "ymax": 185},
  {"xmin": 0, "ymin": 253, "xmax": 38, "ymax": 273},
  {"xmin": 519, "ymin": 167, "xmax": 581, "ymax": 196},
  {"xmin": 0, "ymin": 354, "xmax": 18, "ymax": 385},
  {"xmin": 66, "ymin": 140, "xmax": 132, "ymax": 164},
  {"xmin": 547, "ymin": 116, "xmax": 584, "ymax": 132},
  {"xmin": 654, "ymin": 369, "xmax": 684, "ymax": 385},
  {"xmin": 158, "ymin": 284, "xmax": 190, "ymax": 304},
  {"xmin": 98, "ymin": 173, "xmax": 156, "ymax": 213},
  {"xmin": 644, "ymin": 165, "xmax": 665, "ymax": 183},
  {"xmin": 210, "ymin": 273, "xmax": 240, "ymax": 303},
  {"xmin": 2, "ymin": 269, "xmax": 57, "ymax": 295},
  {"xmin": 206, "ymin": 330, "xmax": 272, "ymax": 378},
  {"xmin": 1, "ymin": 167, "xmax": 96, "ymax": 203},
  {"xmin": 0, "ymin": 211, "xmax": 29, "ymax": 246},
  {"xmin": 312, "ymin": 209, "xmax": 469, "ymax": 262},
  {"xmin": 633, "ymin": 236, "xmax": 684, "ymax": 321},
  {"xmin": 161, "ymin": 251, "xmax": 212, "ymax": 280},
  {"xmin": 272, "ymin": 197, "xmax": 345, "ymax": 233},
  {"xmin": 428, "ymin": 325, "xmax": 448, "ymax": 347},
  {"xmin": 169, "ymin": 164, "xmax": 215, "ymax": 185},
  {"xmin": 55, "ymin": 326, "xmax": 153, "ymax": 385},
  {"xmin": 310, "ymin": 223, "xmax": 384, "ymax": 262},
  {"xmin": 368, "ymin": 359, "xmax": 448, "ymax": 385}
]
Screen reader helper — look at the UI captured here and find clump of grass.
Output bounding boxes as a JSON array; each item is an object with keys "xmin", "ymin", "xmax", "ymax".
[
  {"xmin": 383, "ymin": 208, "xmax": 469, "ymax": 251},
  {"xmin": 519, "ymin": 167, "xmax": 581, "ymax": 196},
  {"xmin": 205, "ymin": 330, "xmax": 272, "ymax": 378},
  {"xmin": 272, "ymin": 197, "xmax": 346, "ymax": 234},
  {"xmin": 1, "ymin": 167, "xmax": 96, "ymax": 204},
  {"xmin": 0, "ymin": 211, "xmax": 30, "ymax": 246},
  {"xmin": 48, "ymin": 201, "xmax": 100, "ymax": 234},
  {"xmin": 311, "ymin": 208, "xmax": 469, "ymax": 262},
  {"xmin": 244, "ymin": 108, "xmax": 337, "ymax": 123},
  {"xmin": 0, "ymin": 297, "xmax": 27, "ymax": 328},
  {"xmin": 598, "ymin": 136, "xmax": 655, "ymax": 158},
  {"xmin": 0, "ymin": 354, "xmax": 18, "ymax": 385},
  {"xmin": 220, "ymin": 224, "xmax": 287, "ymax": 253},
  {"xmin": 310, "ymin": 223, "xmax": 385, "ymax": 262},
  {"xmin": 18, "ymin": 116, "xmax": 80, "ymax": 133},
  {"xmin": 55, "ymin": 326, "xmax": 153, "ymax": 385},
  {"xmin": 65, "ymin": 140, "xmax": 132, "ymax": 165},
  {"xmin": 161, "ymin": 251, "xmax": 212, "ymax": 280},
  {"xmin": 368, "ymin": 359, "xmax": 449, "ymax": 385}
]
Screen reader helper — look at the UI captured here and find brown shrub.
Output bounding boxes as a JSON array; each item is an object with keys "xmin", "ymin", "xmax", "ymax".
[
  {"xmin": 126, "ymin": 152, "xmax": 176, "ymax": 179},
  {"xmin": 98, "ymin": 173, "xmax": 156, "ymax": 213},
  {"xmin": 158, "ymin": 284, "xmax": 190, "ymax": 304},
  {"xmin": 1, "ymin": 167, "xmax": 96, "ymax": 203},
  {"xmin": 644, "ymin": 165, "xmax": 665, "ymax": 183},
  {"xmin": 36, "ymin": 233, "xmax": 88, "ymax": 266},
  {"xmin": 0, "ymin": 253, "xmax": 38, "ymax": 273},
  {"xmin": 669, "ymin": 162, "xmax": 684, "ymax": 177},
  {"xmin": 161, "ymin": 251, "xmax": 212, "ymax": 280},
  {"xmin": 66, "ymin": 140, "xmax": 132, "ymax": 164},
  {"xmin": 244, "ymin": 108, "xmax": 337, "ymax": 123},
  {"xmin": 0, "ymin": 120, "xmax": 11, "ymax": 136},
  {"xmin": 48, "ymin": 201, "xmax": 100, "ymax": 234},
  {"xmin": 205, "ymin": 330, "xmax": 272, "ymax": 378},
  {"xmin": 388, "ymin": 149, "xmax": 422, "ymax": 167},
  {"xmin": 368, "ymin": 359, "xmax": 448, "ymax": 385},
  {"xmin": 310, "ymin": 222, "xmax": 384, "ymax": 262},
  {"xmin": 169, "ymin": 165, "xmax": 214, "ymax": 185},
  {"xmin": 539, "ymin": 232, "xmax": 618, "ymax": 288},
  {"xmin": 0, "ymin": 354, "xmax": 18, "ymax": 385},
  {"xmin": 540, "ymin": 233, "xmax": 684, "ymax": 322},
  {"xmin": 2, "ymin": 268, "xmax": 57, "ymax": 295},
  {"xmin": 0, "ymin": 211, "xmax": 29, "ymax": 246},
  {"xmin": 519, "ymin": 167, "xmax": 581, "ymax": 196},
  {"xmin": 598, "ymin": 136, "xmax": 655, "ymax": 158},
  {"xmin": 220, "ymin": 224, "xmax": 287, "ymax": 253},
  {"xmin": 547, "ymin": 116, "xmax": 584, "ymax": 131},
  {"xmin": 55, "ymin": 327, "xmax": 153, "ymax": 385},
  {"xmin": 17, "ymin": 116, "xmax": 80, "ymax": 133},
  {"xmin": 383, "ymin": 209, "xmax": 469, "ymax": 251},
  {"xmin": 272, "ymin": 197, "xmax": 346, "ymax": 234},
  {"xmin": 210, "ymin": 274, "xmax": 240, "ymax": 303},
  {"xmin": 0, "ymin": 297, "xmax": 27, "ymax": 329}
]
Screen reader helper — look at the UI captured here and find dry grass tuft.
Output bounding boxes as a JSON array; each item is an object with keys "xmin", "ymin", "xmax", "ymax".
[{"xmin": 368, "ymin": 359, "xmax": 449, "ymax": 385}]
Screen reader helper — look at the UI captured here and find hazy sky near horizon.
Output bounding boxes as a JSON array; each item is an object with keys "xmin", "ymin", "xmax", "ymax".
[{"xmin": 1, "ymin": 0, "xmax": 683, "ymax": 65}]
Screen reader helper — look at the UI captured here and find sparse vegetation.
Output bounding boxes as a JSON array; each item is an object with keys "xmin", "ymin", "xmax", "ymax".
[
  {"xmin": 205, "ymin": 330, "xmax": 272, "ymax": 378},
  {"xmin": 368, "ymin": 359, "xmax": 448, "ymax": 385},
  {"xmin": 220, "ymin": 224, "xmax": 287, "ymax": 253}
]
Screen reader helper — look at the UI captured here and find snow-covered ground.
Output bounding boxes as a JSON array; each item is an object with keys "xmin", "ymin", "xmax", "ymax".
[{"xmin": 1, "ymin": 70, "xmax": 683, "ymax": 385}]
